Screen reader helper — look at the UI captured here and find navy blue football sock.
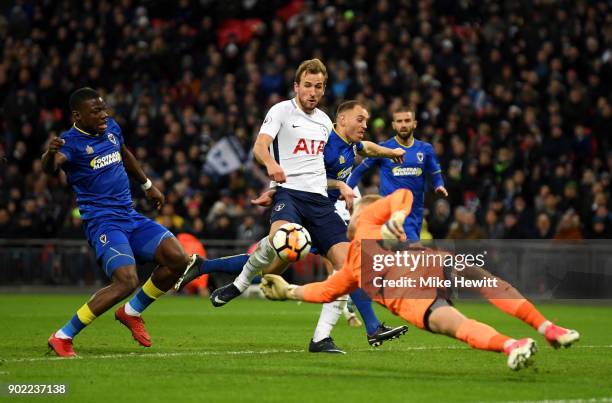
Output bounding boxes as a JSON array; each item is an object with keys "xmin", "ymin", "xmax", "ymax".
[
  {"xmin": 350, "ymin": 288, "xmax": 381, "ymax": 335},
  {"xmin": 199, "ymin": 254, "xmax": 250, "ymax": 275}
]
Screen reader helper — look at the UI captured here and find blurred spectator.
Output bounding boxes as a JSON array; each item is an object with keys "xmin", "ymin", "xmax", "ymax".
[
  {"xmin": 237, "ymin": 215, "xmax": 264, "ymax": 242},
  {"xmin": 534, "ymin": 213, "xmax": 554, "ymax": 240},
  {"xmin": 0, "ymin": 0, "xmax": 610, "ymax": 241},
  {"xmin": 554, "ymin": 210, "xmax": 584, "ymax": 240},
  {"xmin": 57, "ymin": 208, "xmax": 84, "ymax": 239},
  {"xmin": 428, "ymin": 199, "xmax": 452, "ymax": 239},
  {"xmin": 502, "ymin": 212, "xmax": 523, "ymax": 239},
  {"xmin": 0, "ymin": 208, "xmax": 11, "ymax": 236},
  {"xmin": 512, "ymin": 195, "xmax": 535, "ymax": 237},
  {"xmin": 446, "ymin": 207, "xmax": 485, "ymax": 240},
  {"xmin": 156, "ymin": 204, "xmax": 185, "ymax": 232},
  {"xmin": 207, "ymin": 214, "xmax": 236, "ymax": 240},
  {"xmin": 484, "ymin": 209, "xmax": 504, "ymax": 239}
]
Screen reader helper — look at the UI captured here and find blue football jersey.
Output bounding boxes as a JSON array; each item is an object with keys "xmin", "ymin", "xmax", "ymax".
[
  {"xmin": 324, "ymin": 127, "xmax": 364, "ymax": 202},
  {"xmin": 59, "ymin": 118, "xmax": 133, "ymax": 221},
  {"xmin": 347, "ymin": 136, "xmax": 443, "ymax": 239}
]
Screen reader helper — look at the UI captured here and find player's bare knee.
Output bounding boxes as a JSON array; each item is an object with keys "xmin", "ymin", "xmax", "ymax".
[
  {"xmin": 168, "ymin": 251, "xmax": 190, "ymax": 272},
  {"xmin": 117, "ymin": 276, "xmax": 139, "ymax": 297},
  {"xmin": 158, "ymin": 246, "xmax": 189, "ymax": 272},
  {"xmin": 268, "ymin": 220, "xmax": 289, "ymax": 239},
  {"xmin": 112, "ymin": 267, "xmax": 140, "ymax": 297}
]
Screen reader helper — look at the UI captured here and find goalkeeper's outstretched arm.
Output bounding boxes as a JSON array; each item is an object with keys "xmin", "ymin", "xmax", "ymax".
[{"xmin": 261, "ymin": 266, "xmax": 358, "ymax": 303}]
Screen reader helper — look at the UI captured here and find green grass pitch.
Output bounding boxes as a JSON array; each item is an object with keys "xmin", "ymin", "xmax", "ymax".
[{"xmin": 0, "ymin": 295, "xmax": 611, "ymax": 402}]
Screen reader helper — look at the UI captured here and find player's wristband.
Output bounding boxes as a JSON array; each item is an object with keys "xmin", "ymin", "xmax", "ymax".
[{"xmin": 141, "ymin": 178, "xmax": 152, "ymax": 191}]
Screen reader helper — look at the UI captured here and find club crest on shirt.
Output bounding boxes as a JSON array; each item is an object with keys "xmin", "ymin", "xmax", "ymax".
[
  {"xmin": 274, "ymin": 203, "xmax": 285, "ymax": 212},
  {"xmin": 107, "ymin": 133, "xmax": 117, "ymax": 145},
  {"xmin": 86, "ymin": 145, "xmax": 94, "ymax": 154},
  {"xmin": 99, "ymin": 234, "xmax": 107, "ymax": 245},
  {"xmin": 416, "ymin": 152, "xmax": 424, "ymax": 163}
]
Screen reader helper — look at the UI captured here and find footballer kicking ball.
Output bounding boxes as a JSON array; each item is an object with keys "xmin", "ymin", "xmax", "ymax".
[{"xmin": 272, "ymin": 223, "xmax": 312, "ymax": 262}]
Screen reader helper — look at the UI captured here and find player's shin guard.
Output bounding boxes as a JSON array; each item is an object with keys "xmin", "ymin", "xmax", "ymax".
[
  {"xmin": 350, "ymin": 288, "xmax": 380, "ymax": 335},
  {"xmin": 233, "ymin": 237, "xmax": 276, "ymax": 292},
  {"xmin": 125, "ymin": 278, "xmax": 165, "ymax": 316},
  {"xmin": 313, "ymin": 297, "xmax": 347, "ymax": 343},
  {"xmin": 455, "ymin": 319, "xmax": 510, "ymax": 352},
  {"xmin": 56, "ymin": 303, "xmax": 96, "ymax": 339}
]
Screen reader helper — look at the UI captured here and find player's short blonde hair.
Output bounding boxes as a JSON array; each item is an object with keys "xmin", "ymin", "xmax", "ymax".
[
  {"xmin": 335, "ymin": 100, "xmax": 368, "ymax": 120},
  {"xmin": 295, "ymin": 58, "xmax": 328, "ymax": 85}
]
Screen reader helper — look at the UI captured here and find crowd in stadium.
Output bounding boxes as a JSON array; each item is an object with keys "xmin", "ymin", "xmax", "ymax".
[{"xmin": 0, "ymin": 0, "xmax": 610, "ymax": 241}]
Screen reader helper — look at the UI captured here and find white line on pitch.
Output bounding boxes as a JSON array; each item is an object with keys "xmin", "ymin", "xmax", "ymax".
[{"xmin": 4, "ymin": 345, "xmax": 611, "ymax": 363}]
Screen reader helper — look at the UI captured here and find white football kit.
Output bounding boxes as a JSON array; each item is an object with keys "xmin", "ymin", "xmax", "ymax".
[
  {"xmin": 259, "ymin": 99, "xmax": 333, "ymax": 196},
  {"xmin": 254, "ymin": 98, "xmax": 379, "ymax": 348}
]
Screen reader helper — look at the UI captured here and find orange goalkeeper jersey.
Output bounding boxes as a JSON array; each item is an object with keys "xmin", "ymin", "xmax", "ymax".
[
  {"xmin": 302, "ymin": 189, "xmax": 447, "ymax": 329},
  {"xmin": 302, "ymin": 189, "xmax": 413, "ymax": 300},
  {"xmin": 347, "ymin": 188, "xmax": 414, "ymax": 284}
]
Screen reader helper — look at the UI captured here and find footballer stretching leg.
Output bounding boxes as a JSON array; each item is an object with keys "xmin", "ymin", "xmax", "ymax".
[
  {"xmin": 45, "ymin": 88, "xmax": 197, "ymax": 357},
  {"xmin": 211, "ymin": 59, "xmax": 407, "ymax": 353},
  {"xmin": 210, "ymin": 231, "xmax": 289, "ymax": 307},
  {"xmin": 208, "ymin": 227, "xmax": 355, "ymax": 354},
  {"xmin": 49, "ymin": 235, "xmax": 198, "ymax": 357},
  {"xmin": 260, "ymin": 190, "xmax": 548, "ymax": 369},
  {"xmin": 470, "ymin": 271, "xmax": 580, "ymax": 348}
]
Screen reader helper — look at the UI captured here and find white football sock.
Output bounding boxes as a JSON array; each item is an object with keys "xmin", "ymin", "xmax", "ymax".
[
  {"xmin": 124, "ymin": 302, "xmax": 141, "ymax": 317},
  {"xmin": 503, "ymin": 339, "xmax": 517, "ymax": 350},
  {"xmin": 538, "ymin": 320, "xmax": 552, "ymax": 335},
  {"xmin": 233, "ymin": 237, "xmax": 277, "ymax": 292},
  {"xmin": 312, "ymin": 297, "xmax": 347, "ymax": 342},
  {"xmin": 55, "ymin": 329, "xmax": 71, "ymax": 340}
]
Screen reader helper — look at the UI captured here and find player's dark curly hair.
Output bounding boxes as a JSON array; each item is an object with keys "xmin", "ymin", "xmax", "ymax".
[{"xmin": 69, "ymin": 87, "xmax": 100, "ymax": 111}]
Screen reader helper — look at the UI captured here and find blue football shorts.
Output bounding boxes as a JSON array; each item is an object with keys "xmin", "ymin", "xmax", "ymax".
[
  {"xmin": 83, "ymin": 209, "xmax": 174, "ymax": 278},
  {"xmin": 270, "ymin": 187, "xmax": 348, "ymax": 256}
]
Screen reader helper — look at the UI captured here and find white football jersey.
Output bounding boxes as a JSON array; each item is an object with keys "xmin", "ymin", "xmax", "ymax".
[{"xmin": 259, "ymin": 99, "xmax": 333, "ymax": 196}]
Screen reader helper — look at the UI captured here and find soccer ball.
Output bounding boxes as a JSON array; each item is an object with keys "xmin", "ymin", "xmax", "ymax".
[{"xmin": 272, "ymin": 223, "xmax": 312, "ymax": 262}]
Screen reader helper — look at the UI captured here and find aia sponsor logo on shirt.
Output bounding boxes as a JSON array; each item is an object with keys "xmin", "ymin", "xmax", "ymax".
[{"xmin": 292, "ymin": 139, "xmax": 326, "ymax": 155}]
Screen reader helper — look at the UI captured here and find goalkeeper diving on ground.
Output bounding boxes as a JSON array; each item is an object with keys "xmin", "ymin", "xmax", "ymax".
[{"xmin": 260, "ymin": 189, "xmax": 580, "ymax": 370}]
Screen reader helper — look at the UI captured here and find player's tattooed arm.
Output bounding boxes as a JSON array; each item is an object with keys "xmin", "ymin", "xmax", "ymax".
[
  {"xmin": 121, "ymin": 144, "xmax": 165, "ymax": 210},
  {"xmin": 359, "ymin": 141, "xmax": 405, "ymax": 163},
  {"xmin": 41, "ymin": 137, "xmax": 67, "ymax": 174}
]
